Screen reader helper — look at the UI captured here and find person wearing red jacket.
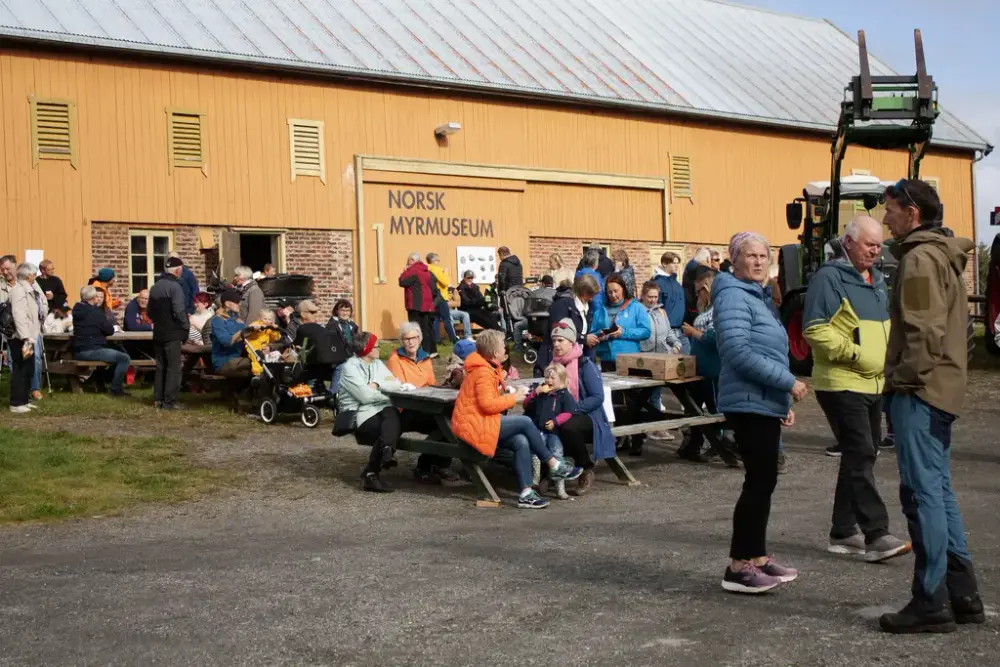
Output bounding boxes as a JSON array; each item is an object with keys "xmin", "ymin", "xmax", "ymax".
[{"xmin": 398, "ymin": 252, "xmax": 437, "ymax": 356}]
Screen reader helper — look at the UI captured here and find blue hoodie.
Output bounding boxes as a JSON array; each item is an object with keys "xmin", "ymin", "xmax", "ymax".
[
  {"xmin": 591, "ymin": 298, "xmax": 651, "ymax": 362},
  {"xmin": 574, "ymin": 266, "xmax": 605, "ymax": 305},
  {"xmin": 712, "ymin": 272, "xmax": 795, "ymax": 418}
]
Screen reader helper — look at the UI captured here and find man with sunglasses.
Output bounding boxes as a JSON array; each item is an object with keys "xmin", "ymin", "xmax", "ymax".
[{"xmin": 878, "ymin": 178, "xmax": 984, "ymax": 634}]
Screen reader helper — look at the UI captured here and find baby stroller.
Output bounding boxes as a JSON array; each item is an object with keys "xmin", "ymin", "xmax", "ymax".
[
  {"xmin": 521, "ymin": 285, "xmax": 557, "ymax": 366},
  {"xmin": 496, "ymin": 284, "xmax": 532, "ymax": 363},
  {"xmin": 243, "ymin": 333, "xmax": 333, "ymax": 428}
]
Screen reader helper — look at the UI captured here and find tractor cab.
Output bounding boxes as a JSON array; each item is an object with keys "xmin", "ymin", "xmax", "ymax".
[{"xmin": 777, "ymin": 28, "xmax": 940, "ymax": 375}]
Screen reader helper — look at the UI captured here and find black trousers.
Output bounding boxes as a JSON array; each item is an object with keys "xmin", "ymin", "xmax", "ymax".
[
  {"xmin": 407, "ymin": 310, "xmax": 437, "ymax": 355},
  {"xmin": 816, "ymin": 391, "xmax": 890, "ymax": 542},
  {"xmin": 153, "ymin": 339, "xmax": 184, "ymax": 406},
  {"xmin": 399, "ymin": 410, "xmax": 452, "ymax": 471},
  {"xmin": 727, "ymin": 412, "xmax": 782, "ymax": 560},
  {"xmin": 682, "ymin": 377, "xmax": 723, "ymax": 451},
  {"xmin": 8, "ymin": 340, "xmax": 32, "ymax": 407},
  {"xmin": 355, "ymin": 407, "xmax": 402, "ymax": 475},
  {"xmin": 556, "ymin": 413, "xmax": 596, "ymax": 470}
]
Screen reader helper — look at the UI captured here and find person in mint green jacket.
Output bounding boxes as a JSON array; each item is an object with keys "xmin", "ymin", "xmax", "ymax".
[{"xmin": 803, "ymin": 216, "xmax": 909, "ymax": 564}]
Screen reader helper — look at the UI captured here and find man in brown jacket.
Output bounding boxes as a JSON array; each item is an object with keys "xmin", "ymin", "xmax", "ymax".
[{"xmin": 878, "ymin": 179, "xmax": 984, "ymax": 634}]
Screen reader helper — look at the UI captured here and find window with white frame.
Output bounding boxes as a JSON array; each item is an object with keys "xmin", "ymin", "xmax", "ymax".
[{"xmin": 129, "ymin": 230, "xmax": 173, "ymax": 293}]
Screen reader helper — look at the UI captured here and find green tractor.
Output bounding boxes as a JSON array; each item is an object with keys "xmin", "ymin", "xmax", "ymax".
[{"xmin": 778, "ymin": 29, "xmax": 938, "ymax": 375}]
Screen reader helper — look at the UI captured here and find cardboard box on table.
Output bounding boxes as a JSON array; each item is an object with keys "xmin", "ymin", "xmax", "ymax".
[{"xmin": 615, "ymin": 353, "xmax": 697, "ymax": 381}]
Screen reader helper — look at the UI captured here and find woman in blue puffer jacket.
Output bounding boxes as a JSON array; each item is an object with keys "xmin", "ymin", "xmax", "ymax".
[{"xmin": 713, "ymin": 232, "xmax": 808, "ymax": 596}]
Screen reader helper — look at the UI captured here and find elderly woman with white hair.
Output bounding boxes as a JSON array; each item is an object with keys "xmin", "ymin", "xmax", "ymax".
[
  {"xmin": 712, "ymin": 232, "xmax": 809, "ymax": 594},
  {"xmin": 8, "ymin": 263, "xmax": 44, "ymax": 412},
  {"xmin": 232, "ymin": 265, "xmax": 265, "ymax": 324},
  {"xmin": 384, "ymin": 321, "xmax": 459, "ymax": 484}
]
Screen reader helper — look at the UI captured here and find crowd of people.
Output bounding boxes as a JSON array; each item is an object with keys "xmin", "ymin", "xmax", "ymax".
[
  {"xmin": 337, "ymin": 178, "xmax": 983, "ymax": 633},
  {"xmin": 1, "ymin": 178, "xmax": 984, "ymax": 632},
  {"xmin": 0, "ymin": 256, "xmax": 364, "ymax": 414}
]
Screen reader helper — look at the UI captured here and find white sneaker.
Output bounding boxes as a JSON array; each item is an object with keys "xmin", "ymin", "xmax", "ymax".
[
  {"xmin": 9, "ymin": 405, "xmax": 31, "ymax": 414},
  {"xmin": 26, "ymin": 403, "xmax": 39, "ymax": 410}
]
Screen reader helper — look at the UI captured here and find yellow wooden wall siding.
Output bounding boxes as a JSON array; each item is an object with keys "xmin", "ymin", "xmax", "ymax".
[{"xmin": 0, "ymin": 50, "xmax": 977, "ymax": 296}]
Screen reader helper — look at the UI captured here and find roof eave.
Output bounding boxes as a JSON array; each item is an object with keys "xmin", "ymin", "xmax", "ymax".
[{"xmin": 0, "ymin": 28, "xmax": 990, "ymax": 155}]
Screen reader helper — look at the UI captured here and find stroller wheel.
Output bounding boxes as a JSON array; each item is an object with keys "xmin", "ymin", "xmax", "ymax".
[
  {"xmin": 301, "ymin": 405, "xmax": 321, "ymax": 429},
  {"xmin": 523, "ymin": 348, "xmax": 538, "ymax": 365},
  {"xmin": 259, "ymin": 399, "xmax": 278, "ymax": 424}
]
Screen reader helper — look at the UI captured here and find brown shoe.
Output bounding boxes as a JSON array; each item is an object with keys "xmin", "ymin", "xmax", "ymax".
[
  {"xmin": 574, "ymin": 469, "xmax": 595, "ymax": 496},
  {"xmin": 31, "ymin": 390, "xmax": 43, "ymax": 401}
]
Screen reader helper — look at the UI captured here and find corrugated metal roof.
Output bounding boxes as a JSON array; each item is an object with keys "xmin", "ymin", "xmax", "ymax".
[{"xmin": 0, "ymin": 0, "xmax": 989, "ymax": 151}]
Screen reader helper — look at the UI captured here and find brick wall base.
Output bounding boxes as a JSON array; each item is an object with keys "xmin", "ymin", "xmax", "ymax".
[
  {"xmin": 90, "ymin": 223, "xmax": 354, "ymax": 315},
  {"xmin": 529, "ymin": 236, "xmax": 730, "ymax": 287}
]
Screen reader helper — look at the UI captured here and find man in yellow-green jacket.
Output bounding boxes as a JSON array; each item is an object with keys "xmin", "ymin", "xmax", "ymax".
[{"xmin": 804, "ymin": 216, "xmax": 910, "ymax": 565}]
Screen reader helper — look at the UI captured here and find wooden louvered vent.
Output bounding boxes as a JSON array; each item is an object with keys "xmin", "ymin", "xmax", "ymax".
[
  {"xmin": 288, "ymin": 119, "xmax": 326, "ymax": 183},
  {"xmin": 30, "ymin": 98, "xmax": 76, "ymax": 168},
  {"xmin": 167, "ymin": 109, "xmax": 206, "ymax": 174},
  {"xmin": 670, "ymin": 154, "xmax": 693, "ymax": 201}
]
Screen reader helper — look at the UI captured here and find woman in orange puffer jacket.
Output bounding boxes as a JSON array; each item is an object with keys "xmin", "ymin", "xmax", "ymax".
[{"xmin": 451, "ymin": 330, "xmax": 581, "ymax": 509}]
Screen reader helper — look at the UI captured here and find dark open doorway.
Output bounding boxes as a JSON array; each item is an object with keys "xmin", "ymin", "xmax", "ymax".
[{"xmin": 239, "ymin": 234, "xmax": 276, "ymax": 272}]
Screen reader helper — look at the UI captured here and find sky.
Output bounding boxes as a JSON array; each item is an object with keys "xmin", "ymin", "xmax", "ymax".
[{"xmin": 745, "ymin": 0, "xmax": 999, "ymax": 245}]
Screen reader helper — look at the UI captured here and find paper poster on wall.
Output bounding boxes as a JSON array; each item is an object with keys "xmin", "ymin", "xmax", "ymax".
[
  {"xmin": 25, "ymin": 249, "xmax": 43, "ymax": 266},
  {"xmin": 456, "ymin": 246, "xmax": 497, "ymax": 285}
]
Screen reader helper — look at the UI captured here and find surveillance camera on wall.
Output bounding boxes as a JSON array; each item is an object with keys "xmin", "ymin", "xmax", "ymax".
[{"xmin": 434, "ymin": 122, "xmax": 462, "ymax": 138}]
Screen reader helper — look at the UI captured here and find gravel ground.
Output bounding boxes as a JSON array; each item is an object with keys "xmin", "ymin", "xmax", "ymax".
[{"xmin": 1, "ymin": 371, "xmax": 998, "ymax": 666}]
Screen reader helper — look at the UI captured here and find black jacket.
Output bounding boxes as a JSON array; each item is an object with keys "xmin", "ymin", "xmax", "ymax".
[
  {"xmin": 325, "ymin": 317, "xmax": 358, "ymax": 365},
  {"xmin": 72, "ymin": 302, "xmax": 114, "ymax": 352},
  {"xmin": 526, "ymin": 387, "xmax": 578, "ymax": 428},
  {"xmin": 458, "ymin": 282, "xmax": 487, "ymax": 310},
  {"xmin": 497, "ymin": 255, "xmax": 524, "ymax": 292},
  {"xmin": 148, "ymin": 273, "xmax": 190, "ymax": 342},
  {"xmin": 535, "ymin": 287, "xmax": 596, "ymax": 374},
  {"xmin": 295, "ymin": 323, "xmax": 336, "ymax": 366},
  {"xmin": 37, "ymin": 275, "xmax": 68, "ymax": 310}
]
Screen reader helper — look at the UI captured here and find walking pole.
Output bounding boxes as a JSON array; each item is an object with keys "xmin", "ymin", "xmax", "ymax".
[{"xmin": 40, "ymin": 334, "xmax": 52, "ymax": 393}]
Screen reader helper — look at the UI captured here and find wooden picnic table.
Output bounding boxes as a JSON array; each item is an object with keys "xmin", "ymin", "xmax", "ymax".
[
  {"xmin": 43, "ymin": 331, "xmax": 154, "ymax": 342},
  {"xmin": 510, "ymin": 372, "xmax": 731, "ymax": 460},
  {"xmin": 379, "ymin": 372, "xmax": 728, "ymax": 507},
  {"xmin": 42, "ymin": 331, "xmax": 156, "ymax": 393}
]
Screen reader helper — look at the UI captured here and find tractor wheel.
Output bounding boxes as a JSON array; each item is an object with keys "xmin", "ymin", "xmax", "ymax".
[
  {"xmin": 301, "ymin": 405, "xmax": 321, "ymax": 429},
  {"xmin": 782, "ymin": 292, "xmax": 813, "ymax": 377}
]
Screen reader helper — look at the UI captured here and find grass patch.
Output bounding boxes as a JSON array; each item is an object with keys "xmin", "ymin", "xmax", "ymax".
[{"xmin": 0, "ymin": 427, "xmax": 231, "ymax": 523}]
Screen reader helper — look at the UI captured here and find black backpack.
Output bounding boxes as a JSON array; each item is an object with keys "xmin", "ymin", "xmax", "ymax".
[{"xmin": 0, "ymin": 301, "xmax": 16, "ymax": 339}]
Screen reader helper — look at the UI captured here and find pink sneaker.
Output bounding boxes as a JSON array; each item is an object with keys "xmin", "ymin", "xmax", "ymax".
[
  {"xmin": 759, "ymin": 557, "xmax": 798, "ymax": 583},
  {"xmin": 721, "ymin": 564, "xmax": 783, "ymax": 594}
]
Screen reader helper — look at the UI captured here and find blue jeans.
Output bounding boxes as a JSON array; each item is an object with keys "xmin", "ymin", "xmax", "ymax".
[
  {"xmin": 33, "ymin": 334, "xmax": 43, "ymax": 392},
  {"xmin": 331, "ymin": 364, "xmax": 345, "ymax": 394},
  {"xmin": 513, "ymin": 320, "xmax": 528, "ymax": 347},
  {"xmin": 451, "ymin": 309, "xmax": 472, "ymax": 339},
  {"xmin": 496, "ymin": 415, "xmax": 554, "ymax": 491},
  {"xmin": 544, "ymin": 432, "xmax": 564, "ymax": 459},
  {"xmin": 432, "ymin": 301, "xmax": 458, "ymax": 344},
  {"xmin": 74, "ymin": 347, "xmax": 131, "ymax": 393},
  {"xmin": 889, "ymin": 393, "xmax": 979, "ymax": 607}
]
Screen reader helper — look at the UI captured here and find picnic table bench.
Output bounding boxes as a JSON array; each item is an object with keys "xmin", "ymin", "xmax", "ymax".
[
  {"xmin": 43, "ymin": 332, "xmax": 156, "ymax": 393},
  {"xmin": 381, "ymin": 373, "xmax": 728, "ymax": 507}
]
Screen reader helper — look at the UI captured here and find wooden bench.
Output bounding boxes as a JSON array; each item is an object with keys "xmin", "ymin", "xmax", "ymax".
[{"xmin": 47, "ymin": 359, "xmax": 157, "ymax": 394}]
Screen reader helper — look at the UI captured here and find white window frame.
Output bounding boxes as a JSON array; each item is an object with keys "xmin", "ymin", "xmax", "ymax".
[{"xmin": 128, "ymin": 230, "xmax": 174, "ymax": 294}]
